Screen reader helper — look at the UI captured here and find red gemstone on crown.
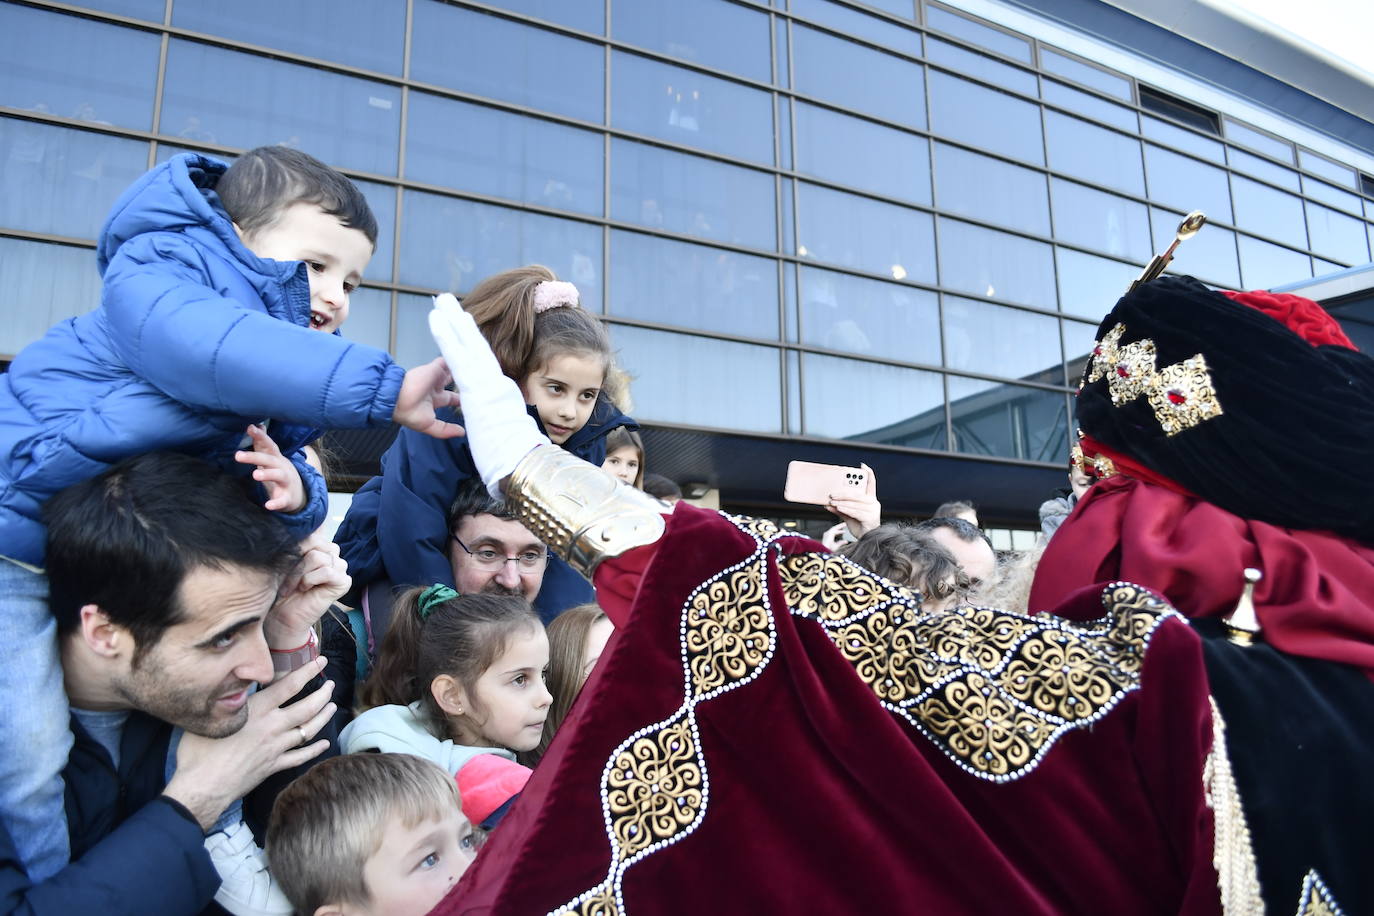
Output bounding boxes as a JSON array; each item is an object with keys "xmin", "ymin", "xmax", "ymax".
[
  {"xmin": 1167, "ymin": 389, "xmax": 1187, "ymax": 405},
  {"xmin": 1092, "ymin": 346, "xmax": 1102, "ymax": 356},
  {"xmin": 1115, "ymin": 365, "xmax": 1130, "ymax": 378}
]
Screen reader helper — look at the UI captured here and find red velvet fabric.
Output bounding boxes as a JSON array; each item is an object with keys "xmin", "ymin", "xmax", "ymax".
[
  {"xmin": 1030, "ymin": 475, "xmax": 1374, "ymax": 679},
  {"xmin": 440, "ymin": 505, "xmax": 1222, "ymax": 915},
  {"xmin": 1219, "ymin": 288, "xmax": 1356, "ymax": 349}
]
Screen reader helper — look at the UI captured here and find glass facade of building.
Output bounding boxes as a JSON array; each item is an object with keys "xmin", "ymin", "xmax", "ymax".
[{"xmin": 3, "ymin": 0, "xmax": 1374, "ymax": 509}]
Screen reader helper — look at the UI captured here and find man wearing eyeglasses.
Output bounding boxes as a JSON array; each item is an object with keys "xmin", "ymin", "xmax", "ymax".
[{"xmin": 447, "ymin": 480, "xmax": 549, "ymax": 602}]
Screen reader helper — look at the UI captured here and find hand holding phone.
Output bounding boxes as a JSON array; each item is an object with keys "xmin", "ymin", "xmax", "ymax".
[{"xmin": 784, "ymin": 460, "xmax": 869, "ymax": 505}]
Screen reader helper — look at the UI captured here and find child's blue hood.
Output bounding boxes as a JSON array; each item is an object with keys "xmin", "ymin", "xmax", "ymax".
[{"xmin": 96, "ymin": 153, "xmax": 245, "ymax": 276}]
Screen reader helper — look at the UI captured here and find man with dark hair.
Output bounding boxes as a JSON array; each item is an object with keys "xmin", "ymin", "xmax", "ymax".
[
  {"xmin": 0, "ymin": 452, "xmax": 346, "ymax": 915},
  {"xmin": 913, "ymin": 516, "xmax": 997, "ymax": 589}
]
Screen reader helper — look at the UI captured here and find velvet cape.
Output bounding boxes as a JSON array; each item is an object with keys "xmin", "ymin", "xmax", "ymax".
[{"xmin": 438, "ymin": 505, "xmax": 1223, "ymax": 915}]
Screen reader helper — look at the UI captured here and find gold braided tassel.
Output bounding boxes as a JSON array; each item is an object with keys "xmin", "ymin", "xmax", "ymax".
[
  {"xmin": 504, "ymin": 444, "xmax": 667, "ymax": 579},
  {"xmin": 1204, "ymin": 697, "xmax": 1264, "ymax": 914}
]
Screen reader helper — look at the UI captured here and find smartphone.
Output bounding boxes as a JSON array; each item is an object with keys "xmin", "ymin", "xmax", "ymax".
[{"xmin": 784, "ymin": 460, "xmax": 869, "ymax": 506}]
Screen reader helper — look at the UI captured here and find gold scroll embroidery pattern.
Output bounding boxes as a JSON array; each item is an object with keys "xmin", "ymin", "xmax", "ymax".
[
  {"xmin": 1086, "ymin": 321, "xmax": 1223, "ymax": 436},
  {"xmin": 550, "ymin": 514, "xmax": 795, "ymax": 916},
  {"xmin": 779, "ymin": 553, "xmax": 1181, "ymax": 782}
]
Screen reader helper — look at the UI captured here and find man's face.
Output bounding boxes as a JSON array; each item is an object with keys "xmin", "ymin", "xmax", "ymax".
[
  {"xmin": 114, "ymin": 565, "xmax": 279, "ymax": 738},
  {"xmin": 448, "ymin": 513, "xmax": 546, "ymax": 601},
  {"xmin": 928, "ymin": 527, "xmax": 997, "ymax": 591}
]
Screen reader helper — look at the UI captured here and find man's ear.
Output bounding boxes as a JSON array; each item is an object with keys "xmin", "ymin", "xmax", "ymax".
[
  {"xmin": 78, "ymin": 605, "xmax": 129, "ymax": 659},
  {"xmin": 430, "ymin": 674, "xmax": 469, "ymax": 718}
]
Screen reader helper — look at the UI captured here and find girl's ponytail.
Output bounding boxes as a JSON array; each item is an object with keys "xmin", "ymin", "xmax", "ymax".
[{"xmin": 357, "ymin": 585, "xmax": 430, "ymax": 711}]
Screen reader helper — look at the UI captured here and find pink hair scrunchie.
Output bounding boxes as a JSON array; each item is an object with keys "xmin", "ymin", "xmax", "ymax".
[{"xmin": 532, "ymin": 280, "xmax": 580, "ymax": 313}]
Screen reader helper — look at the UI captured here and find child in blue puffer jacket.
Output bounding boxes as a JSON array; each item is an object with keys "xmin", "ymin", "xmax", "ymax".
[
  {"xmin": 334, "ymin": 265, "xmax": 636, "ymax": 631},
  {"xmin": 0, "ymin": 146, "xmax": 462, "ymax": 885}
]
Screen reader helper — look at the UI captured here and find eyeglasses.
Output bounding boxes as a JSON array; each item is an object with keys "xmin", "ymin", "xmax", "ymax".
[{"xmin": 451, "ymin": 535, "xmax": 549, "ymax": 572}]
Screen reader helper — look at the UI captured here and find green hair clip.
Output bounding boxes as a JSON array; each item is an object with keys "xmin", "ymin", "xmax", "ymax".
[{"xmin": 417, "ymin": 584, "xmax": 460, "ymax": 620}]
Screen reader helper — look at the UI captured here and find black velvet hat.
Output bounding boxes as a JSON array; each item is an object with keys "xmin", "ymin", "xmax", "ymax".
[{"xmin": 1075, "ymin": 276, "xmax": 1374, "ymax": 542}]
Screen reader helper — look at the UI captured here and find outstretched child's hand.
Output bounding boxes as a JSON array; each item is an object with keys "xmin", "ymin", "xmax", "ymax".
[
  {"xmin": 235, "ymin": 424, "xmax": 307, "ymax": 512},
  {"xmin": 394, "ymin": 358, "xmax": 465, "ymax": 439}
]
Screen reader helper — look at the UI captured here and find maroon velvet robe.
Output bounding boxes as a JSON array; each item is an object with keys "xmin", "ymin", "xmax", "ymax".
[{"xmin": 437, "ymin": 505, "xmax": 1221, "ymax": 915}]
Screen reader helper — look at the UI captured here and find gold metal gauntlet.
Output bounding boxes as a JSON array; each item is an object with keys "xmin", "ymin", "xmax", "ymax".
[{"xmin": 504, "ymin": 445, "xmax": 667, "ymax": 578}]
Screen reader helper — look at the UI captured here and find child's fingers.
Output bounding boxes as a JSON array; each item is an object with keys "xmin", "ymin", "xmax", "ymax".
[
  {"xmin": 244, "ymin": 424, "xmax": 284, "ymax": 456},
  {"xmin": 235, "ymin": 449, "xmax": 285, "ymax": 470}
]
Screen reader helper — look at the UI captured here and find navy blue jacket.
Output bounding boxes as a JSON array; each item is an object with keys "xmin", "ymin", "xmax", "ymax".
[
  {"xmin": 0, "ymin": 691, "xmax": 337, "ymax": 914},
  {"xmin": 0, "ymin": 154, "xmax": 405, "ymax": 566},
  {"xmin": 335, "ymin": 398, "xmax": 635, "ymax": 623}
]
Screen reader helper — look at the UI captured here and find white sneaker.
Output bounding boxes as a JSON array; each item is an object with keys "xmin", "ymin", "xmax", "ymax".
[{"xmin": 204, "ymin": 819, "xmax": 294, "ymax": 916}]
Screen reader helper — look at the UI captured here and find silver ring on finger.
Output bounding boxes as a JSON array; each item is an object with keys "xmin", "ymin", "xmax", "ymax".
[{"xmin": 296, "ymin": 725, "xmax": 308, "ymax": 745}]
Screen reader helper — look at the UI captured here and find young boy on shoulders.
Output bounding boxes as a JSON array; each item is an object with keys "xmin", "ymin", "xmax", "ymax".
[{"xmin": 0, "ymin": 145, "xmax": 460, "ymax": 885}]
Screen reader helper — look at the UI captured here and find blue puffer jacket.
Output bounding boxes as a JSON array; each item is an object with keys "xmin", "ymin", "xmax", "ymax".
[
  {"xmin": 334, "ymin": 397, "xmax": 635, "ymax": 623},
  {"xmin": 0, "ymin": 154, "xmax": 405, "ymax": 566}
]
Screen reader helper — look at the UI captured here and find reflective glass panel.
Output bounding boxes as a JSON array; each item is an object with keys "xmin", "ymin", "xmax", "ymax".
[
  {"xmin": 482, "ymin": 0, "xmax": 603, "ymax": 32},
  {"xmin": 407, "ymin": 92, "xmax": 602, "ymax": 216},
  {"xmin": 926, "ymin": 39, "xmax": 1036, "ymax": 96},
  {"xmin": 925, "ymin": 6, "xmax": 1031, "ymax": 62},
  {"xmin": 1301, "ymin": 175, "xmax": 1362, "ymax": 216},
  {"xmin": 775, "ymin": 16, "xmax": 790, "ymax": 89},
  {"xmin": 0, "ymin": 120, "xmax": 148, "ymax": 240},
  {"xmin": 0, "ymin": 238, "xmax": 101, "ymax": 357},
  {"xmin": 1312, "ymin": 258, "xmax": 1345, "ymax": 278},
  {"xmin": 799, "ymin": 266, "xmax": 941, "ymax": 365},
  {"xmin": 948, "ymin": 376, "xmax": 1069, "ymax": 462},
  {"xmin": 1297, "ymin": 150, "xmax": 1355, "ymax": 188},
  {"xmin": 410, "ymin": 3, "xmax": 603, "ymax": 123},
  {"xmin": 163, "ymin": 41, "xmax": 400, "ymax": 175},
  {"xmin": 934, "ymin": 143, "xmax": 1049, "ymax": 235},
  {"xmin": 1042, "ymin": 80, "xmax": 1137, "ymax": 133},
  {"xmin": 792, "ymin": 25, "xmax": 926, "ymax": 128},
  {"xmin": 1227, "ymin": 148, "xmax": 1300, "ymax": 192},
  {"xmin": 612, "ymin": 0, "xmax": 769, "ymax": 81},
  {"xmin": 939, "ymin": 219, "xmax": 1056, "ymax": 310},
  {"xmin": 796, "ymin": 183, "xmax": 935, "ymax": 282},
  {"xmin": 1141, "ymin": 115, "xmax": 1224, "ymax": 164},
  {"xmin": 355, "ymin": 181, "xmax": 395, "ymax": 283},
  {"xmin": 942, "ymin": 295, "xmax": 1061, "ymax": 383},
  {"xmin": 394, "ymin": 293, "xmax": 438, "ymax": 368},
  {"xmin": 928, "ymin": 72, "xmax": 1042, "ymax": 165},
  {"xmin": 794, "ymin": 103, "xmax": 930, "ymax": 204},
  {"xmin": 613, "ymin": 326, "xmax": 782, "ymax": 432},
  {"xmin": 791, "ymin": 0, "xmax": 921, "ymax": 55},
  {"xmin": 1055, "ymin": 247, "xmax": 1137, "ymax": 321},
  {"xmin": 65, "ymin": 0, "xmax": 162, "ymax": 19},
  {"xmin": 1225, "ymin": 120, "xmax": 1293, "ymax": 163},
  {"xmin": 611, "ymin": 51, "xmax": 773, "ymax": 164},
  {"xmin": 1044, "ymin": 111, "xmax": 1143, "ymax": 195},
  {"xmin": 1143, "ymin": 144, "xmax": 1232, "ymax": 224},
  {"xmin": 802, "ymin": 354, "xmax": 945, "ymax": 448},
  {"xmin": 1304, "ymin": 202, "xmax": 1369, "ymax": 266},
  {"xmin": 399, "ymin": 191, "xmax": 603, "ymax": 309},
  {"xmin": 342, "ymin": 287, "xmax": 393, "ymax": 354},
  {"xmin": 0, "ymin": 6, "xmax": 159, "ymax": 130},
  {"xmin": 778, "ymin": 97, "xmax": 793, "ymax": 170},
  {"xmin": 1061, "ymin": 318, "xmax": 1099, "ymax": 383},
  {"xmin": 1230, "ymin": 176, "xmax": 1307, "ymax": 250},
  {"xmin": 1039, "ymin": 49, "xmax": 1130, "ymax": 101},
  {"xmin": 172, "ymin": 0, "xmax": 406, "ymax": 74},
  {"xmin": 1050, "ymin": 179, "xmax": 1152, "ymax": 262},
  {"xmin": 1149, "ymin": 207, "xmax": 1240, "ymax": 289},
  {"xmin": 610, "ymin": 230, "xmax": 779, "ymax": 339},
  {"xmin": 786, "ymin": 349, "xmax": 801, "ymax": 433},
  {"xmin": 610, "ymin": 139, "xmax": 775, "ymax": 250},
  {"xmin": 1237, "ymin": 235, "xmax": 1310, "ymax": 289}
]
